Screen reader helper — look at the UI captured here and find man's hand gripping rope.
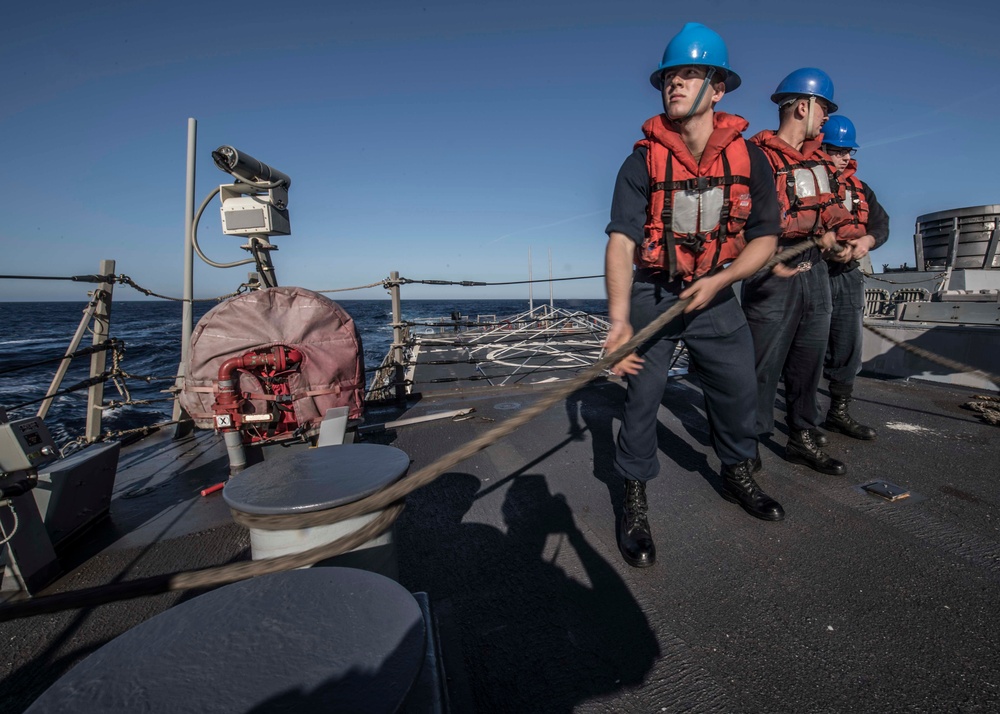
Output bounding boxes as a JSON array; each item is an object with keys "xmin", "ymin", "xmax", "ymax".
[{"xmin": 608, "ymin": 236, "xmax": 837, "ymax": 373}]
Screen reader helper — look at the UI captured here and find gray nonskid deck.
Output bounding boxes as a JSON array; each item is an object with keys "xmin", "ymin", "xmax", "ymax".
[
  {"xmin": 0, "ymin": 429, "xmax": 247, "ymax": 714},
  {"xmin": 381, "ymin": 374, "xmax": 999, "ymax": 713},
  {"xmin": 2, "ymin": 373, "xmax": 997, "ymax": 713}
]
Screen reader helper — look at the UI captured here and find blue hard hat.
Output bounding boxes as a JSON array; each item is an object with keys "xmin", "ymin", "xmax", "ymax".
[
  {"xmin": 770, "ymin": 67, "xmax": 838, "ymax": 113},
  {"xmin": 649, "ymin": 22, "xmax": 741, "ymax": 93},
  {"xmin": 822, "ymin": 115, "xmax": 859, "ymax": 148}
]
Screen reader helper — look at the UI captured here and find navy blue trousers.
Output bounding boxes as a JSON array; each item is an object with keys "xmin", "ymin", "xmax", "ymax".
[
  {"xmin": 824, "ymin": 267, "xmax": 865, "ymax": 400},
  {"xmin": 741, "ymin": 255, "xmax": 832, "ymax": 436},
  {"xmin": 613, "ymin": 275, "xmax": 758, "ymax": 483}
]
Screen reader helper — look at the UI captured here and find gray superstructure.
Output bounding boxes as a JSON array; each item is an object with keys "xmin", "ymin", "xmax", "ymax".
[{"xmin": 862, "ymin": 204, "xmax": 1000, "ymax": 390}]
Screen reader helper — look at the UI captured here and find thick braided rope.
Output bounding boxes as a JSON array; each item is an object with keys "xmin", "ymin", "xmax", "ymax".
[{"xmin": 0, "ymin": 504, "xmax": 404, "ymax": 621}]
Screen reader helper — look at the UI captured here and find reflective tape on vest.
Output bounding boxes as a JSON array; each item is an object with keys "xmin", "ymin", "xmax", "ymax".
[
  {"xmin": 672, "ymin": 186, "xmax": 725, "ymax": 235},
  {"xmin": 792, "ymin": 165, "xmax": 832, "ymax": 199}
]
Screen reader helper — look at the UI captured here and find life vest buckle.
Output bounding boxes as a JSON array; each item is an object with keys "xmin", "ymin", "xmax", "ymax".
[{"xmin": 676, "ymin": 234, "xmax": 708, "ymax": 254}]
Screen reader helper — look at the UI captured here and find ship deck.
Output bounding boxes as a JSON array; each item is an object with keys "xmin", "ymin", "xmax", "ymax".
[{"xmin": 2, "ymin": 368, "xmax": 999, "ymax": 712}]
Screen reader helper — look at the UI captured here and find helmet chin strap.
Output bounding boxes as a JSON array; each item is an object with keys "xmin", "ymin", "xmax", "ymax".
[{"xmin": 670, "ymin": 67, "xmax": 716, "ymax": 123}]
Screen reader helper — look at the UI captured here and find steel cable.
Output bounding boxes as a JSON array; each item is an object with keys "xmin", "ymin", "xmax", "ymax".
[
  {"xmin": 400, "ymin": 274, "xmax": 604, "ymax": 287},
  {"xmin": 0, "ymin": 340, "xmax": 118, "ymax": 377},
  {"xmin": 0, "ymin": 273, "xmax": 113, "ymax": 283},
  {"xmin": 315, "ymin": 280, "xmax": 388, "ymax": 293}
]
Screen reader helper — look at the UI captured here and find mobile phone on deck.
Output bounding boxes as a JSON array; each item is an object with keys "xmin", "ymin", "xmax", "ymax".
[{"xmin": 862, "ymin": 481, "xmax": 910, "ymax": 501}]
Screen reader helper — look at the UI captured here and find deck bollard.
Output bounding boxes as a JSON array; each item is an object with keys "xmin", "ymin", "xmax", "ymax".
[{"xmin": 222, "ymin": 443, "xmax": 409, "ymax": 580}]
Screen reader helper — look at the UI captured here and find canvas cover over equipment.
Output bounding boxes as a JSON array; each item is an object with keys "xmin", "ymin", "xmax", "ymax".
[{"xmin": 179, "ymin": 287, "xmax": 364, "ymax": 441}]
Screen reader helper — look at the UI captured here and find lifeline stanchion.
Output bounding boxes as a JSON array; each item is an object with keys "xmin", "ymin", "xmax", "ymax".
[{"xmin": 0, "ymin": 237, "xmax": 826, "ymax": 622}]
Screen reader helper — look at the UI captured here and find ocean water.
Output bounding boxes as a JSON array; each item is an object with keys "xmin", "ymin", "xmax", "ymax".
[{"xmin": 0, "ymin": 298, "xmax": 607, "ymax": 447}]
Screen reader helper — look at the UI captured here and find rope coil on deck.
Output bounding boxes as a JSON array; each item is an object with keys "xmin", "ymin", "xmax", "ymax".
[{"xmin": 961, "ymin": 395, "xmax": 1000, "ymax": 425}]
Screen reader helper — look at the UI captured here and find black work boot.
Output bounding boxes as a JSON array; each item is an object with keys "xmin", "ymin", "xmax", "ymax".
[
  {"xmin": 825, "ymin": 396, "xmax": 876, "ymax": 440},
  {"xmin": 785, "ymin": 430, "xmax": 847, "ymax": 475},
  {"xmin": 722, "ymin": 459, "xmax": 785, "ymax": 521},
  {"xmin": 808, "ymin": 428, "xmax": 829, "ymax": 447},
  {"xmin": 618, "ymin": 480, "xmax": 655, "ymax": 568}
]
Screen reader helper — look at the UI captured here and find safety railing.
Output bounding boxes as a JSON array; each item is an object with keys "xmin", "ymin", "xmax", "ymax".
[
  {"xmin": 0, "ymin": 261, "xmax": 118, "ymax": 450},
  {"xmin": 0, "ymin": 262, "xmax": 245, "ymax": 451},
  {"xmin": 364, "ymin": 274, "xmax": 611, "ymax": 403}
]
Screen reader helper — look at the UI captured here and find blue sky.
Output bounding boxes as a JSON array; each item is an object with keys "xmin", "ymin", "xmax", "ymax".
[{"xmin": 3, "ymin": 1, "xmax": 999, "ymax": 301}]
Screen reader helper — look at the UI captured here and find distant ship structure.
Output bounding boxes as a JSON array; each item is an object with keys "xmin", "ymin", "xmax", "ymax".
[{"xmin": 862, "ymin": 204, "xmax": 1000, "ymax": 390}]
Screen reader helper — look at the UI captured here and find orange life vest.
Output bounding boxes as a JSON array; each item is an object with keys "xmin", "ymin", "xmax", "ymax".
[
  {"xmin": 635, "ymin": 112, "xmax": 753, "ymax": 282},
  {"xmin": 750, "ymin": 130, "xmax": 853, "ymax": 239},
  {"xmin": 832, "ymin": 160, "xmax": 870, "ymax": 239}
]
